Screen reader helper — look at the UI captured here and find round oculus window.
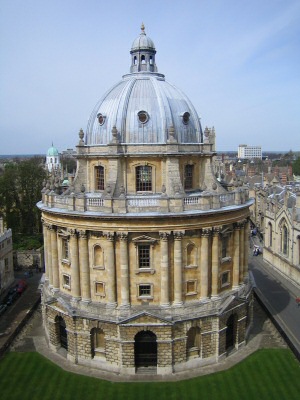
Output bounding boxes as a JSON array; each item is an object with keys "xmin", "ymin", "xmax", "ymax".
[
  {"xmin": 97, "ymin": 113, "xmax": 105, "ymax": 125},
  {"xmin": 138, "ymin": 111, "xmax": 149, "ymax": 124},
  {"xmin": 182, "ymin": 112, "xmax": 190, "ymax": 124}
]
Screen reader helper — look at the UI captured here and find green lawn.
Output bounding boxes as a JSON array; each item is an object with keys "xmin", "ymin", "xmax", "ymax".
[{"xmin": 0, "ymin": 349, "xmax": 299, "ymax": 400}]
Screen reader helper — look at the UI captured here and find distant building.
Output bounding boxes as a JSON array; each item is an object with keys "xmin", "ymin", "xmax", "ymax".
[
  {"xmin": 238, "ymin": 144, "xmax": 262, "ymax": 160},
  {"xmin": 46, "ymin": 144, "xmax": 61, "ymax": 172},
  {"xmin": 0, "ymin": 218, "xmax": 14, "ymax": 295},
  {"xmin": 262, "ymin": 187, "xmax": 300, "ymax": 287}
]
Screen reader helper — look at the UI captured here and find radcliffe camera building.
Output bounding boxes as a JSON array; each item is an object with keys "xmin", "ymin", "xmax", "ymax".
[{"xmin": 38, "ymin": 26, "xmax": 253, "ymax": 375}]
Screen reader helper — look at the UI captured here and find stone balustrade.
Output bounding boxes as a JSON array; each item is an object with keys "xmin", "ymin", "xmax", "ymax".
[{"xmin": 41, "ymin": 188, "xmax": 250, "ymax": 215}]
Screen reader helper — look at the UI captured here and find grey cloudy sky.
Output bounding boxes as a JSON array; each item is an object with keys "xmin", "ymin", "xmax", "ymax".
[{"xmin": 0, "ymin": 0, "xmax": 299, "ymax": 155}]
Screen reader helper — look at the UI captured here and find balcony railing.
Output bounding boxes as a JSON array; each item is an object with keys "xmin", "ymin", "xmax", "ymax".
[{"xmin": 42, "ymin": 189, "xmax": 250, "ymax": 215}]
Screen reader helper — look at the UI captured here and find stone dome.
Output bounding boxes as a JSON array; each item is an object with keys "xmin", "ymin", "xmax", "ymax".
[
  {"xmin": 85, "ymin": 26, "xmax": 203, "ymax": 146},
  {"xmin": 131, "ymin": 23, "xmax": 156, "ymax": 51}
]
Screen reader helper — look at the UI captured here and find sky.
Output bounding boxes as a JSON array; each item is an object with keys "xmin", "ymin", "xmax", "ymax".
[{"xmin": 0, "ymin": 0, "xmax": 299, "ymax": 155}]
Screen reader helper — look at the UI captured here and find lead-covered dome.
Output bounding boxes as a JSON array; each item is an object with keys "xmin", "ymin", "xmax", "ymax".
[{"xmin": 85, "ymin": 26, "xmax": 203, "ymax": 146}]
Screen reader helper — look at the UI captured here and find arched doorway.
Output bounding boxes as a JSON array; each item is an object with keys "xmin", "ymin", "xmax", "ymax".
[
  {"xmin": 56, "ymin": 316, "xmax": 68, "ymax": 350},
  {"xmin": 226, "ymin": 314, "xmax": 237, "ymax": 351},
  {"xmin": 134, "ymin": 331, "xmax": 157, "ymax": 368}
]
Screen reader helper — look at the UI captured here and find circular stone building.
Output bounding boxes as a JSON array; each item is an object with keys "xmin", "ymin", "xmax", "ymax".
[{"xmin": 38, "ymin": 25, "xmax": 253, "ymax": 375}]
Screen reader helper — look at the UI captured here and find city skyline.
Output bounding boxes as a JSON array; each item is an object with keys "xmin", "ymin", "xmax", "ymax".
[{"xmin": 1, "ymin": 0, "xmax": 299, "ymax": 155}]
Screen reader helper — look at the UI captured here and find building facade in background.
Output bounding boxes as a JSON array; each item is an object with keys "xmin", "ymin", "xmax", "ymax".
[
  {"xmin": 0, "ymin": 218, "xmax": 14, "ymax": 296},
  {"xmin": 38, "ymin": 26, "xmax": 253, "ymax": 375},
  {"xmin": 238, "ymin": 144, "xmax": 262, "ymax": 159}
]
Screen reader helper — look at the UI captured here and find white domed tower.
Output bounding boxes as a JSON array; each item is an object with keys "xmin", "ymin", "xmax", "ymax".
[
  {"xmin": 46, "ymin": 144, "xmax": 61, "ymax": 172},
  {"xmin": 38, "ymin": 26, "xmax": 253, "ymax": 376}
]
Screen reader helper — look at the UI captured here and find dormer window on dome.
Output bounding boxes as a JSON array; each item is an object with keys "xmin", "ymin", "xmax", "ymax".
[
  {"xmin": 138, "ymin": 110, "xmax": 149, "ymax": 124},
  {"xmin": 97, "ymin": 113, "xmax": 106, "ymax": 125},
  {"xmin": 182, "ymin": 112, "xmax": 190, "ymax": 125}
]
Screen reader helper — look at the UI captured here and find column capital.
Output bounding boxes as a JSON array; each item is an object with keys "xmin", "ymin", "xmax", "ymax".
[
  {"xmin": 103, "ymin": 231, "xmax": 115, "ymax": 241},
  {"xmin": 159, "ymin": 231, "xmax": 171, "ymax": 241},
  {"xmin": 201, "ymin": 228, "xmax": 212, "ymax": 237},
  {"xmin": 117, "ymin": 232, "xmax": 128, "ymax": 241},
  {"xmin": 78, "ymin": 230, "xmax": 88, "ymax": 239},
  {"xmin": 173, "ymin": 231, "xmax": 184, "ymax": 240},
  {"xmin": 212, "ymin": 226, "xmax": 221, "ymax": 236},
  {"xmin": 234, "ymin": 222, "xmax": 242, "ymax": 230},
  {"xmin": 68, "ymin": 228, "xmax": 77, "ymax": 237}
]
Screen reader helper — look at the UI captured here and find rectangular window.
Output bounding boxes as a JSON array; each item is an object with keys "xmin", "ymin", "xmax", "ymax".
[
  {"xmin": 186, "ymin": 280, "xmax": 197, "ymax": 295},
  {"xmin": 95, "ymin": 166, "xmax": 104, "ymax": 190},
  {"xmin": 63, "ymin": 274, "xmax": 71, "ymax": 289},
  {"xmin": 136, "ymin": 166, "xmax": 152, "ymax": 192},
  {"xmin": 184, "ymin": 164, "xmax": 194, "ymax": 190},
  {"xmin": 95, "ymin": 282, "xmax": 105, "ymax": 297},
  {"xmin": 138, "ymin": 284, "xmax": 152, "ymax": 297},
  {"xmin": 221, "ymin": 271, "xmax": 230, "ymax": 287},
  {"xmin": 62, "ymin": 238, "xmax": 69, "ymax": 260},
  {"xmin": 4, "ymin": 258, "xmax": 9, "ymax": 273},
  {"xmin": 138, "ymin": 245, "xmax": 150, "ymax": 268}
]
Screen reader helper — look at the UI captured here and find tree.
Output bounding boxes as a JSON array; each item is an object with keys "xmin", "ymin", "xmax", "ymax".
[
  {"xmin": 0, "ymin": 157, "xmax": 46, "ymax": 238},
  {"xmin": 292, "ymin": 157, "xmax": 300, "ymax": 176}
]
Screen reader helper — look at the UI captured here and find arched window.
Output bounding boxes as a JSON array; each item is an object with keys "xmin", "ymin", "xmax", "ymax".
[
  {"xmin": 186, "ymin": 243, "xmax": 197, "ymax": 266},
  {"xmin": 136, "ymin": 165, "xmax": 152, "ymax": 192},
  {"xmin": 134, "ymin": 56, "xmax": 137, "ymax": 65},
  {"xmin": 93, "ymin": 245, "xmax": 103, "ymax": 268},
  {"xmin": 141, "ymin": 55, "xmax": 146, "ymax": 64},
  {"xmin": 282, "ymin": 225, "xmax": 288, "ymax": 255},
  {"xmin": 91, "ymin": 328, "xmax": 105, "ymax": 358},
  {"xmin": 186, "ymin": 327, "xmax": 201, "ymax": 358},
  {"xmin": 184, "ymin": 164, "xmax": 194, "ymax": 190},
  {"xmin": 95, "ymin": 166, "xmax": 104, "ymax": 190},
  {"xmin": 268, "ymin": 222, "xmax": 273, "ymax": 247},
  {"xmin": 149, "ymin": 56, "xmax": 153, "ymax": 65},
  {"xmin": 55, "ymin": 316, "xmax": 68, "ymax": 350}
]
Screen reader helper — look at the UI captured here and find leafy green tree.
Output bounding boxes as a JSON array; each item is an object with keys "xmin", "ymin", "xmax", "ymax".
[
  {"xmin": 0, "ymin": 157, "xmax": 46, "ymax": 238},
  {"xmin": 292, "ymin": 157, "xmax": 300, "ymax": 176}
]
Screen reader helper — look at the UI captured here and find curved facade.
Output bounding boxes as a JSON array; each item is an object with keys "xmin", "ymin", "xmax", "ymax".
[{"xmin": 38, "ymin": 26, "xmax": 253, "ymax": 375}]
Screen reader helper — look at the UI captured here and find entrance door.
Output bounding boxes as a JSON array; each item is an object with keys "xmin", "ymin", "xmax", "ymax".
[
  {"xmin": 226, "ymin": 314, "xmax": 237, "ymax": 350},
  {"xmin": 58, "ymin": 317, "xmax": 68, "ymax": 350},
  {"xmin": 134, "ymin": 331, "xmax": 157, "ymax": 368}
]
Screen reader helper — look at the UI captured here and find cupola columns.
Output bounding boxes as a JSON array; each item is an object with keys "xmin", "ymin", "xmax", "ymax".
[{"xmin": 130, "ymin": 24, "xmax": 157, "ymax": 73}]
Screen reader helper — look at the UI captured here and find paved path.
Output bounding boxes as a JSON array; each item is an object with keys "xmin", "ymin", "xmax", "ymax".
[{"xmin": 249, "ymin": 238, "xmax": 300, "ymax": 357}]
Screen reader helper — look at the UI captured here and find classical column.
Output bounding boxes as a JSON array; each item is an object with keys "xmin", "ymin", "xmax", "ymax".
[
  {"xmin": 244, "ymin": 219, "xmax": 250, "ymax": 280},
  {"xmin": 239, "ymin": 222, "xmax": 245, "ymax": 284},
  {"xmin": 45, "ymin": 223, "xmax": 52, "ymax": 284},
  {"xmin": 200, "ymin": 228, "xmax": 211, "ymax": 300},
  {"xmin": 50, "ymin": 225, "xmax": 59, "ymax": 291},
  {"xmin": 69, "ymin": 229, "xmax": 81, "ymax": 300},
  {"xmin": 160, "ymin": 231, "xmax": 170, "ymax": 307},
  {"xmin": 41, "ymin": 220, "xmax": 48, "ymax": 281},
  {"xmin": 211, "ymin": 227, "xmax": 220, "ymax": 298},
  {"xmin": 78, "ymin": 230, "xmax": 91, "ymax": 302},
  {"xmin": 232, "ymin": 223, "xmax": 240, "ymax": 289},
  {"xmin": 104, "ymin": 231, "xmax": 117, "ymax": 306},
  {"xmin": 173, "ymin": 231, "xmax": 184, "ymax": 305},
  {"xmin": 118, "ymin": 232, "xmax": 130, "ymax": 307}
]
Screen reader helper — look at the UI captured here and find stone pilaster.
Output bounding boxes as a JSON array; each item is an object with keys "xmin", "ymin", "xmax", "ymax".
[
  {"xmin": 103, "ymin": 231, "xmax": 117, "ymax": 307},
  {"xmin": 173, "ymin": 231, "xmax": 184, "ymax": 305},
  {"xmin": 69, "ymin": 229, "xmax": 81, "ymax": 300},
  {"xmin": 200, "ymin": 228, "xmax": 211, "ymax": 300},
  {"xmin": 45, "ymin": 223, "xmax": 52, "ymax": 284},
  {"xmin": 78, "ymin": 230, "xmax": 91, "ymax": 302},
  {"xmin": 42, "ymin": 220, "xmax": 48, "ymax": 281},
  {"xmin": 118, "ymin": 232, "xmax": 130, "ymax": 307},
  {"xmin": 211, "ymin": 227, "xmax": 220, "ymax": 298},
  {"xmin": 50, "ymin": 225, "xmax": 59, "ymax": 291},
  {"xmin": 239, "ymin": 222, "xmax": 245, "ymax": 284},
  {"xmin": 159, "ymin": 231, "xmax": 170, "ymax": 307},
  {"xmin": 233, "ymin": 223, "xmax": 241, "ymax": 288},
  {"xmin": 244, "ymin": 219, "xmax": 250, "ymax": 280}
]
